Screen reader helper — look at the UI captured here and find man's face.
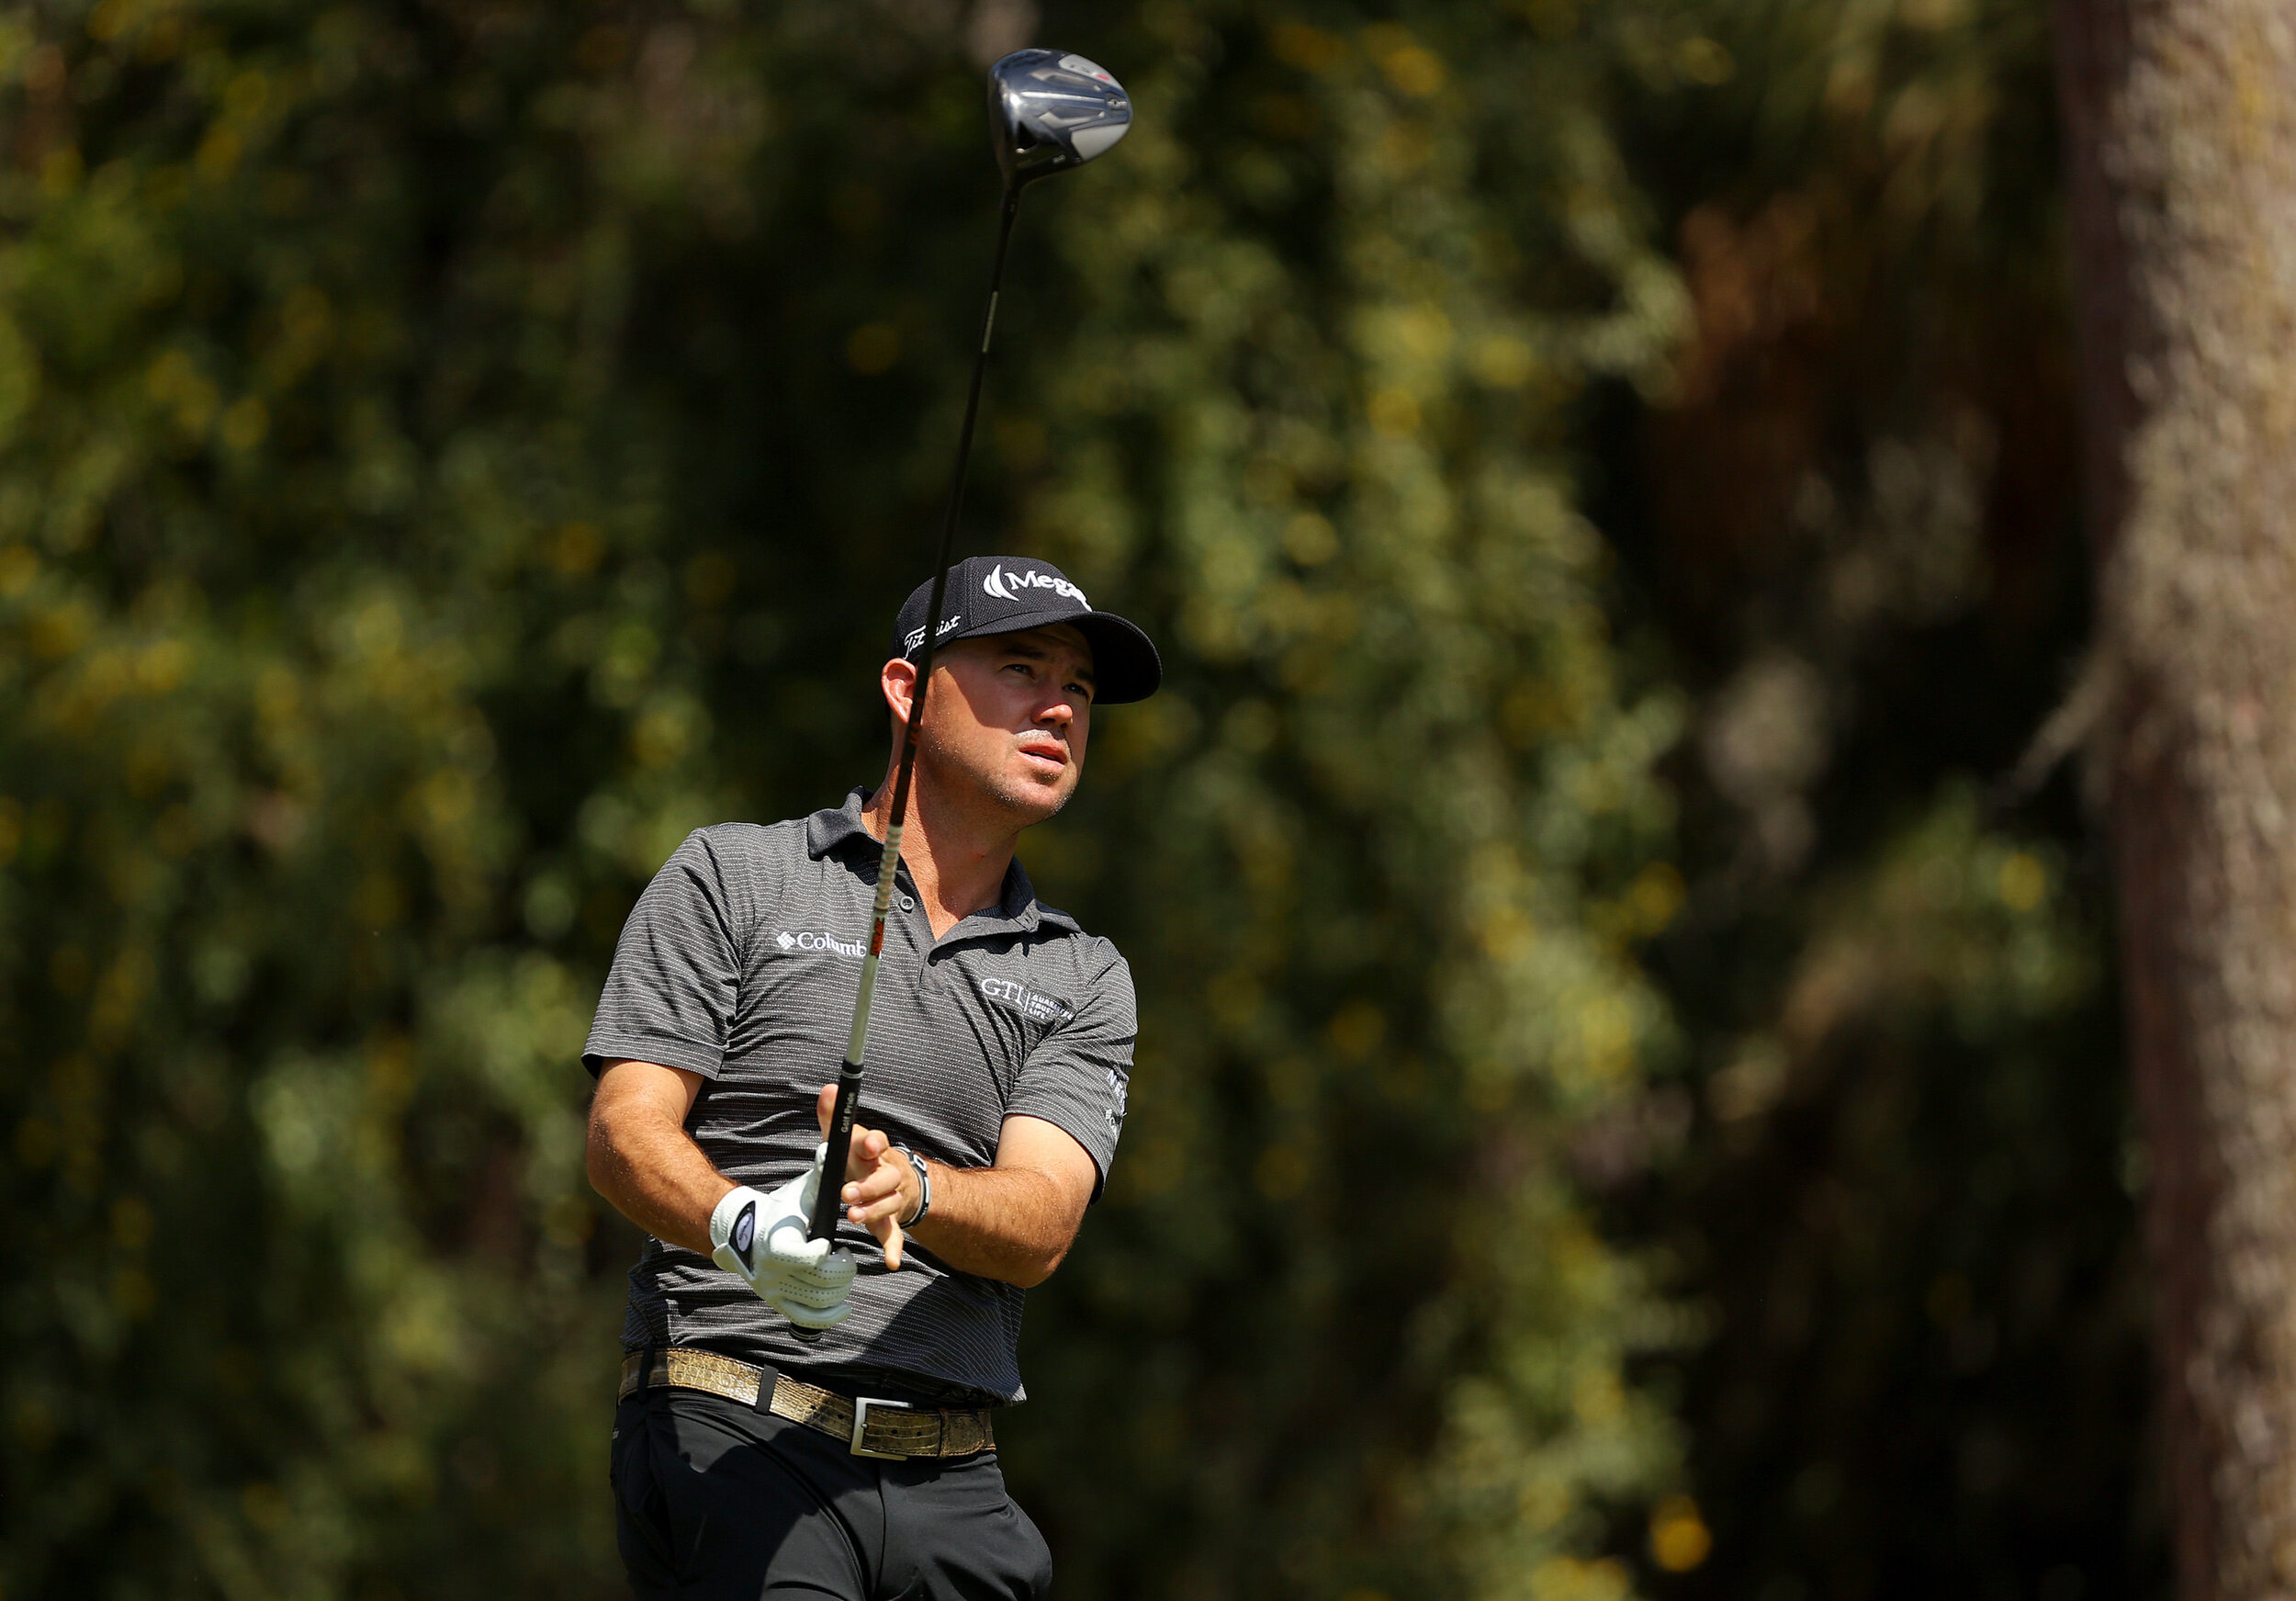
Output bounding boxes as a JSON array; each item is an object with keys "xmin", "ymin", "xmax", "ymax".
[{"xmin": 891, "ymin": 624, "xmax": 1096, "ymax": 825}]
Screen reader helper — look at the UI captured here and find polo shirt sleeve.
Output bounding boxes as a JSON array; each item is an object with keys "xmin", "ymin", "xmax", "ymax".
[
  {"xmin": 1007, "ymin": 943, "xmax": 1135, "ymax": 1201},
  {"xmin": 582, "ymin": 829, "xmax": 745, "ymax": 1080}
]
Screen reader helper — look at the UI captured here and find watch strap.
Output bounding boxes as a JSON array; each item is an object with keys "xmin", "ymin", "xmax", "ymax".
[{"xmin": 896, "ymin": 1147, "xmax": 932, "ymax": 1227}]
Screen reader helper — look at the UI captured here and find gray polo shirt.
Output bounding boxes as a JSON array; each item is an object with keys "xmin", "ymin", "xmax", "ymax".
[{"xmin": 582, "ymin": 787, "xmax": 1134, "ymax": 1404}]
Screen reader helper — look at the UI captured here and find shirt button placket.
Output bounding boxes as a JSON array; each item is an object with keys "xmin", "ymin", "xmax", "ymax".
[{"xmin": 893, "ymin": 875, "xmax": 933, "ymax": 992}]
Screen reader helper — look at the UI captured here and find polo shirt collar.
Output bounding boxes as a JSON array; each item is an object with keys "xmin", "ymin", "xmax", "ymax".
[
  {"xmin": 805, "ymin": 786, "xmax": 1079, "ymax": 937},
  {"xmin": 805, "ymin": 787, "xmax": 877, "ymax": 860}
]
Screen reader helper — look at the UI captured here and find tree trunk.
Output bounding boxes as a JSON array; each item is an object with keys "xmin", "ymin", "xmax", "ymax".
[{"xmin": 2054, "ymin": 1, "xmax": 2296, "ymax": 1595}]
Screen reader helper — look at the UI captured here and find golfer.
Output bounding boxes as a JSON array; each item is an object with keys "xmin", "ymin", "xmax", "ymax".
[{"xmin": 582, "ymin": 555, "xmax": 1159, "ymax": 1600}]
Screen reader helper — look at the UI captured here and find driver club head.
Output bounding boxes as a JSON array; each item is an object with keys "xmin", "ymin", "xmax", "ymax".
[{"xmin": 988, "ymin": 50, "xmax": 1131, "ymax": 190}]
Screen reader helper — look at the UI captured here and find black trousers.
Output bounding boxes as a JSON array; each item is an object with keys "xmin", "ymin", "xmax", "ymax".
[{"xmin": 611, "ymin": 1381, "xmax": 1052, "ymax": 1601}]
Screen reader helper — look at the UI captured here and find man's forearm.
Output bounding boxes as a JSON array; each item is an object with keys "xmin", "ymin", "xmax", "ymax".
[
  {"xmin": 901, "ymin": 1161, "xmax": 1079, "ymax": 1288},
  {"xmin": 587, "ymin": 1100, "xmax": 732, "ymax": 1257},
  {"xmin": 829, "ymin": 1108, "xmax": 1096, "ymax": 1288}
]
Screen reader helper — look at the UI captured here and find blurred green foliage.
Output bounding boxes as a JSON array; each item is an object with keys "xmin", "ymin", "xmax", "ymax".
[
  {"xmin": 0, "ymin": 0, "xmax": 2154, "ymax": 1595},
  {"xmin": 1600, "ymin": 0, "xmax": 2155, "ymax": 1593},
  {"xmin": 0, "ymin": 3, "xmax": 1719, "ymax": 1598}
]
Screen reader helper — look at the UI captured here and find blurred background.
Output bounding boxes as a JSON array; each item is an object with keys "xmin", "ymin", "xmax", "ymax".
[{"xmin": 0, "ymin": 1, "xmax": 2146, "ymax": 1596}]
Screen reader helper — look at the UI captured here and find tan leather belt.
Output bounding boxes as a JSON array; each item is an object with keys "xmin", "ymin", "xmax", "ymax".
[{"xmin": 618, "ymin": 1349, "xmax": 996, "ymax": 1460}]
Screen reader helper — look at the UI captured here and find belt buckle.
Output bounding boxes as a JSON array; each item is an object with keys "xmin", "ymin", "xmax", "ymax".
[{"xmin": 850, "ymin": 1396, "xmax": 910, "ymax": 1460}]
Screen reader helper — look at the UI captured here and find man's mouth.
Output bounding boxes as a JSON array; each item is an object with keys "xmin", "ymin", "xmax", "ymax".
[{"xmin": 1018, "ymin": 739, "xmax": 1068, "ymax": 772}]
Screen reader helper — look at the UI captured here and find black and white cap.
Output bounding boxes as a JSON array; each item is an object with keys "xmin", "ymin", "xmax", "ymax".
[{"xmin": 890, "ymin": 556, "xmax": 1161, "ymax": 705}]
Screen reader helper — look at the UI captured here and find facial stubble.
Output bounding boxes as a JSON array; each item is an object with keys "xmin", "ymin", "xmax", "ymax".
[{"xmin": 912, "ymin": 693, "xmax": 1081, "ymax": 831}]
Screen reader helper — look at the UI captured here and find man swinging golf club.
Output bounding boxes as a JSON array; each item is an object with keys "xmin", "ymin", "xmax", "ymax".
[
  {"xmin": 583, "ymin": 553, "xmax": 1159, "ymax": 1601},
  {"xmin": 582, "ymin": 51, "xmax": 1141, "ymax": 1598},
  {"xmin": 583, "ymin": 553, "xmax": 1157, "ymax": 1598}
]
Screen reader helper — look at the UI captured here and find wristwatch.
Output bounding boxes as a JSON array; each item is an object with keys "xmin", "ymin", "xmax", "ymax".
[{"xmin": 895, "ymin": 1147, "xmax": 932, "ymax": 1227}]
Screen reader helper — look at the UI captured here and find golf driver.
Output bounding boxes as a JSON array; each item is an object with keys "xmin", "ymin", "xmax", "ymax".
[{"xmin": 805, "ymin": 51, "xmax": 1131, "ymax": 1250}]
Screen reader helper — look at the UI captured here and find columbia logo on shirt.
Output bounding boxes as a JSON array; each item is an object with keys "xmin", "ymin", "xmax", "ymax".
[{"xmin": 775, "ymin": 930, "xmax": 864, "ymax": 957}]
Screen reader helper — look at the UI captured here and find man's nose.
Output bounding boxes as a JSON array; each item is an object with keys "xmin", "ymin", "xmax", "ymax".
[{"xmin": 1036, "ymin": 695, "xmax": 1075, "ymax": 727}]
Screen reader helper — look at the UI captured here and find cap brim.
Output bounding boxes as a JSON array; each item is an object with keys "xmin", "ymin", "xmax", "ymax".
[{"xmin": 945, "ymin": 605, "xmax": 1162, "ymax": 705}]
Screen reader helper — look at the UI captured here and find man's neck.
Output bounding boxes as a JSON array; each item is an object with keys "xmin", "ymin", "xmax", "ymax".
[{"xmin": 861, "ymin": 773, "xmax": 1021, "ymax": 941}]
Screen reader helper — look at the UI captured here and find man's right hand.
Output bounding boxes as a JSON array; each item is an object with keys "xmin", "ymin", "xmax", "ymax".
[
  {"xmin": 815, "ymin": 1083, "xmax": 923, "ymax": 1269},
  {"xmin": 708, "ymin": 1146, "xmax": 857, "ymax": 1331}
]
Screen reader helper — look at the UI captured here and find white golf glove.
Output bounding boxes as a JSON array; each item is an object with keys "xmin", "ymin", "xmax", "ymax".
[{"xmin": 708, "ymin": 1144, "xmax": 857, "ymax": 1333}]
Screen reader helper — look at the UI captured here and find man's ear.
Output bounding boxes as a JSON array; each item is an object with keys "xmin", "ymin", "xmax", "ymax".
[{"xmin": 881, "ymin": 657, "xmax": 919, "ymax": 725}]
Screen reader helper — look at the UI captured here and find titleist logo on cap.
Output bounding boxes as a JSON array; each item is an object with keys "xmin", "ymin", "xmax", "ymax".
[{"xmin": 904, "ymin": 614, "xmax": 965, "ymax": 654}]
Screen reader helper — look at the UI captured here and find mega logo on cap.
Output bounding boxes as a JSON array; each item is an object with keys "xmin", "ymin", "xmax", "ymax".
[{"xmin": 983, "ymin": 564, "xmax": 1088, "ymax": 609}]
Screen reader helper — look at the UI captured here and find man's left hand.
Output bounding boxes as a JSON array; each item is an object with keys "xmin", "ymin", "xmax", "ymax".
[{"xmin": 814, "ymin": 1084, "xmax": 925, "ymax": 1270}]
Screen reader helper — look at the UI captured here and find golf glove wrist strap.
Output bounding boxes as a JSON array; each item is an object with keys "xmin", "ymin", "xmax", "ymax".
[{"xmin": 709, "ymin": 1185, "xmax": 770, "ymax": 1280}]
